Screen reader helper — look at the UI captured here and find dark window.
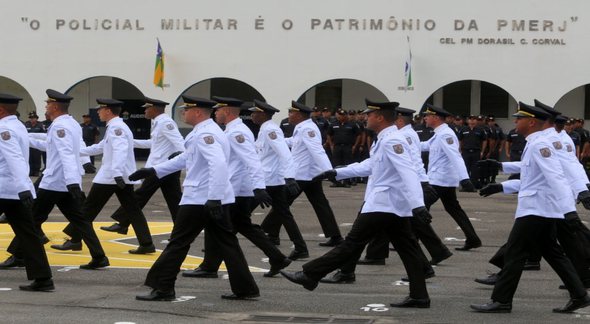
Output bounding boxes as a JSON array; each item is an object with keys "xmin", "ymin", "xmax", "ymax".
[
  {"xmin": 480, "ymin": 81, "xmax": 509, "ymax": 118},
  {"xmin": 442, "ymin": 80, "xmax": 471, "ymax": 117},
  {"xmin": 314, "ymin": 80, "xmax": 343, "ymax": 112},
  {"xmin": 210, "ymin": 78, "xmax": 265, "ymax": 101}
]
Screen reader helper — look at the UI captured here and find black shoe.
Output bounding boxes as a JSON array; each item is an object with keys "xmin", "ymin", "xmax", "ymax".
[
  {"xmin": 19, "ymin": 279, "xmax": 54, "ymax": 292},
  {"xmin": 319, "ymin": 270, "xmax": 356, "ymax": 284},
  {"xmin": 288, "ymin": 250, "xmax": 309, "ymax": 261},
  {"xmin": 401, "ymin": 270, "xmax": 435, "ymax": 282},
  {"xmin": 455, "ymin": 241, "xmax": 482, "ymax": 251},
  {"xmin": 40, "ymin": 235, "xmax": 50, "ymax": 245},
  {"xmin": 129, "ymin": 244, "xmax": 156, "ymax": 254},
  {"xmin": 182, "ymin": 268, "xmax": 218, "ymax": 278},
  {"xmin": 79, "ymin": 256, "xmax": 109, "ymax": 270},
  {"xmin": 136, "ymin": 289, "xmax": 176, "ymax": 301},
  {"xmin": 470, "ymin": 301, "xmax": 512, "ymax": 313},
  {"xmin": 474, "ymin": 273, "xmax": 499, "ymax": 286},
  {"xmin": 356, "ymin": 258, "xmax": 385, "ymax": 265},
  {"xmin": 280, "ymin": 270, "xmax": 319, "ymax": 291},
  {"xmin": 523, "ymin": 260, "xmax": 541, "ymax": 271},
  {"xmin": 0, "ymin": 255, "xmax": 25, "ymax": 269},
  {"xmin": 318, "ymin": 236, "xmax": 343, "ymax": 247},
  {"xmin": 264, "ymin": 258, "xmax": 292, "ymax": 277},
  {"xmin": 329, "ymin": 183, "xmax": 347, "ymax": 188},
  {"xmin": 559, "ymin": 281, "xmax": 590, "ymax": 290},
  {"xmin": 430, "ymin": 250, "xmax": 453, "ymax": 265},
  {"xmin": 390, "ymin": 296, "xmax": 431, "ymax": 308},
  {"xmin": 0, "ymin": 214, "xmax": 6, "ymax": 223},
  {"xmin": 51, "ymin": 239, "xmax": 82, "ymax": 251},
  {"xmin": 100, "ymin": 223, "xmax": 129, "ymax": 235},
  {"xmin": 553, "ymin": 295, "xmax": 590, "ymax": 313},
  {"xmin": 221, "ymin": 292, "xmax": 260, "ymax": 300}
]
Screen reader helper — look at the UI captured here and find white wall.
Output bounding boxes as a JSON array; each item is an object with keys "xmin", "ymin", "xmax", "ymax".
[{"xmin": 1, "ymin": 0, "xmax": 589, "ymax": 123}]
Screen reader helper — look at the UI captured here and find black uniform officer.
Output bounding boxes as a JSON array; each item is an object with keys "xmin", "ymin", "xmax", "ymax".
[
  {"xmin": 0, "ymin": 93, "xmax": 53, "ymax": 291},
  {"xmin": 312, "ymin": 107, "xmax": 331, "ymax": 162},
  {"xmin": 25, "ymin": 111, "xmax": 46, "ymax": 176},
  {"xmin": 486, "ymin": 116, "xmax": 504, "ymax": 183},
  {"xmin": 279, "ymin": 117, "xmax": 294, "ymax": 138},
  {"xmin": 81, "ymin": 113, "xmax": 100, "ymax": 166},
  {"xmin": 458, "ymin": 116, "xmax": 487, "ymax": 189},
  {"xmin": 505, "ymin": 128, "xmax": 526, "ymax": 179},
  {"xmin": 327, "ymin": 109, "xmax": 360, "ymax": 187}
]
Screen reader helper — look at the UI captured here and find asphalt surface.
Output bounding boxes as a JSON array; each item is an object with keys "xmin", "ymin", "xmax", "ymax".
[{"xmin": 1, "ymin": 168, "xmax": 590, "ymax": 324}]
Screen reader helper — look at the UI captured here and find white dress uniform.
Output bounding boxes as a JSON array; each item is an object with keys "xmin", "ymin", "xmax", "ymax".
[
  {"xmin": 154, "ymin": 118, "xmax": 234, "ymax": 205},
  {"xmin": 133, "ymin": 113, "xmax": 185, "ymax": 168},
  {"xmin": 255, "ymin": 120, "xmax": 295, "ymax": 186},
  {"xmin": 400, "ymin": 124, "xmax": 429, "ymax": 183},
  {"xmin": 286, "ymin": 118, "xmax": 332, "ymax": 181},
  {"xmin": 420, "ymin": 123, "xmax": 469, "ymax": 186},
  {"xmin": 224, "ymin": 118, "xmax": 265, "ymax": 197},
  {"xmin": 336, "ymin": 125, "xmax": 423, "ymax": 215},
  {"xmin": 28, "ymin": 132, "xmax": 91, "ymax": 167},
  {"xmin": 0, "ymin": 115, "xmax": 35, "ymax": 198},
  {"xmin": 28, "ymin": 115, "xmax": 83, "ymax": 191},
  {"xmin": 502, "ymin": 127, "xmax": 586, "ymax": 203},
  {"xmin": 80, "ymin": 117, "xmax": 139, "ymax": 185}
]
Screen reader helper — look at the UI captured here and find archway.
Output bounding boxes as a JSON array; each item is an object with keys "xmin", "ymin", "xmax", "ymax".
[
  {"xmin": 173, "ymin": 77, "xmax": 266, "ymax": 135},
  {"xmin": 66, "ymin": 76, "xmax": 148, "ymax": 158},
  {"xmin": 555, "ymin": 84, "xmax": 589, "ymax": 120},
  {"xmin": 0, "ymin": 76, "xmax": 36, "ymax": 120},
  {"xmin": 296, "ymin": 79, "xmax": 388, "ymax": 113}
]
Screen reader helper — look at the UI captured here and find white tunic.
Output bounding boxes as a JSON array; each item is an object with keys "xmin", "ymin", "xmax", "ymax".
[
  {"xmin": 0, "ymin": 115, "xmax": 36, "ymax": 199},
  {"xmin": 286, "ymin": 118, "xmax": 332, "ymax": 181},
  {"xmin": 420, "ymin": 123, "xmax": 469, "ymax": 187},
  {"xmin": 153, "ymin": 118, "xmax": 234, "ymax": 205},
  {"xmin": 133, "ymin": 113, "xmax": 185, "ymax": 168},
  {"xmin": 255, "ymin": 120, "xmax": 295, "ymax": 186},
  {"xmin": 80, "ymin": 117, "xmax": 139, "ymax": 185}
]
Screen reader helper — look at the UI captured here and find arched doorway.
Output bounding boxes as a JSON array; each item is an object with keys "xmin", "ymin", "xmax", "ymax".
[
  {"xmin": 66, "ymin": 76, "xmax": 149, "ymax": 159},
  {"xmin": 555, "ymin": 84, "xmax": 589, "ymax": 120},
  {"xmin": 423, "ymin": 80, "xmax": 517, "ymax": 130},
  {"xmin": 297, "ymin": 79, "xmax": 388, "ymax": 113},
  {"xmin": 173, "ymin": 77, "xmax": 265, "ymax": 135},
  {"xmin": 0, "ymin": 76, "xmax": 36, "ymax": 120}
]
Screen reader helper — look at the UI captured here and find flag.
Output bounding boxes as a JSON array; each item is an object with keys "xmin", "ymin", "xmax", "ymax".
[
  {"xmin": 153, "ymin": 39, "xmax": 164, "ymax": 89},
  {"xmin": 404, "ymin": 36, "xmax": 413, "ymax": 90}
]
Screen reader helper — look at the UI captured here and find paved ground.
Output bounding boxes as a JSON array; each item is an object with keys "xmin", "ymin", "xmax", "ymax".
[{"xmin": 1, "ymin": 169, "xmax": 590, "ymax": 323}]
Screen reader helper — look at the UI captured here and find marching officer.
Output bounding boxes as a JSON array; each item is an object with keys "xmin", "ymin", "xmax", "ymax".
[
  {"xmin": 420, "ymin": 104, "xmax": 482, "ymax": 251},
  {"xmin": 51, "ymin": 98, "xmax": 155, "ymax": 262},
  {"xmin": 1, "ymin": 90, "xmax": 108, "ymax": 270},
  {"xmin": 471, "ymin": 102, "xmax": 590, "ymax": 314},
  {"xmin": 413, "ymin": 114, "xmax": 434, "ymax": 170},
  {"xmin": 100, "ymin": 97, "xmax": 184, "ymax": 234},
  {"xmin": 0, "ymin": 93, "xmax": 53, "ymax": 291},
  {"xmin": 132, "ymin": 95, "xmax": 259, "ymax": 301},
  {"xmin": 182, "ymin": 96, "xmax": 289, "ymax": 283},
  {"xmin": 458, "ymin": 116, "xmax": 487, "ymax": 189},
  {"xmin": 280, "ymin": 101, "xmax": 432, "ymax": 309},
  {"xmin": 248, "ymin": 99, "xmax": 309, "ymax": 259},
  {"xmin": 261, "ymin": 101, "xmax": 343, "ymax": 251}
]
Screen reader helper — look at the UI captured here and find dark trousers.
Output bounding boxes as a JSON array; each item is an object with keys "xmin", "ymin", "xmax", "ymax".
[
  {"xmin": 332, "ymin": 144, "xmax": 353, "ymax": 167},
  {"xmin": 199, "ymin": 197, "xmax": 287, "ymax": 271},
  {"xmin": 29, "ymin": 148, "xmax": 42, "ymax": 175},
  {"xmin": 364, "ymin": 182, "xmax": 448, "ymax": 261},
  {"xmin": 111, "ymin": 173, "xmax": 181, "ymax": 226},
  {"xmin": 492, "ymin": 216, "xmax": 587, "ymax": 303},
  {"xmin": 0, "ymin": 199, "xmax": 52, "ymax": 280},
  {"xmin": 431, "ymin": 185, "xmax": 481, "ymax": 245},
  {"xmin": 462, "ymin": 150, "xmax": 481, "ymax": 187},
  {"xmin": 9, "ymin": 189, "xmax": 106, "ymax": 259},
  {"xmin": 490, "ymin": 213, "xmax": 590, "ymax": 284},
  {"xmin": 63, "ymin": 183, "xmax": 152, "ymax": 247},
  {"xmin": 262, "ymin": 179, "xmax": 341, "ymax": 239},
  {"xmin": 144, "ymin": 204, "xmax": 259, "ymax": 295},
  {"xmin": 260, "ymin": 185, "xmax": 307, "ymax": 252},
  {"xmin": 302, "ymin": 212, "xmax": 429, "ymax": 300}
]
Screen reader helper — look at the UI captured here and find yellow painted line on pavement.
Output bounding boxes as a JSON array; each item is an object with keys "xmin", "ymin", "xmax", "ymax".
[{"xmin": 0, "ymin": 222, "xmax": 265, "ymax": 272}]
